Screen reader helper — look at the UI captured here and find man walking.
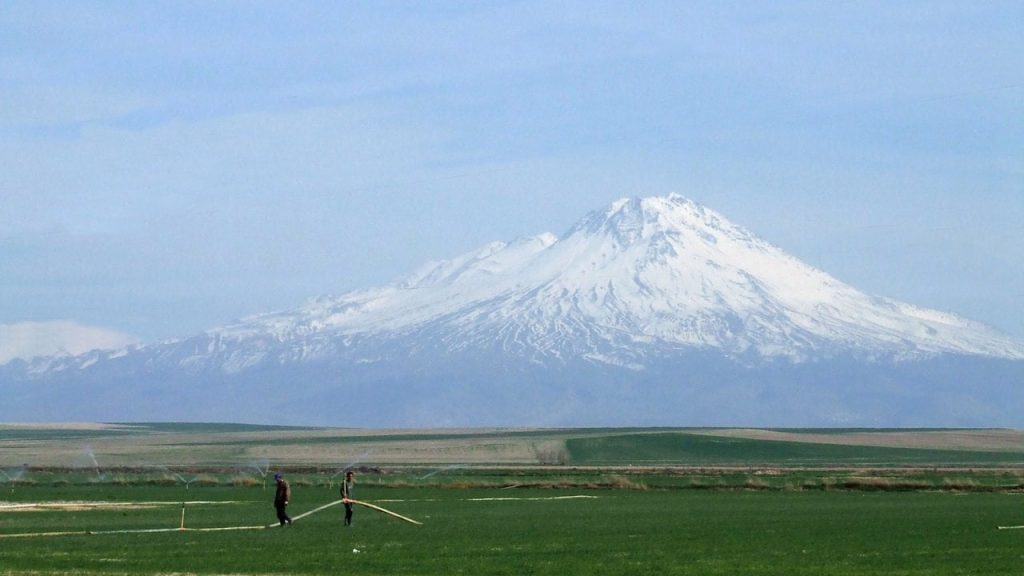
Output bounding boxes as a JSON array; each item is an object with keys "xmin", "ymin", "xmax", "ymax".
[
  {"xmin": 274, "ymin": 472, "xmax": 292, "ymax": 526},
  {"xmin": 341, "ymin": 470, "xmax": 355, "ymax": 526}
]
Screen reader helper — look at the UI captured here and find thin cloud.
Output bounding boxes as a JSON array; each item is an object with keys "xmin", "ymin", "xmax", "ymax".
[{"xmin": 0, "ymin": 321, "xmax": 138, "ymax": 364}]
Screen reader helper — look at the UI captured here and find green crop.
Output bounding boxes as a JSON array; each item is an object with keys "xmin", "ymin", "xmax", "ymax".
[{"xmin": 2, "ymin": 484, "xmax": 1022, "ymax": 575}]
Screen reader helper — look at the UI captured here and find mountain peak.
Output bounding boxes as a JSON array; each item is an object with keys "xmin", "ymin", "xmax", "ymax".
[{"xmin": 572, "ymin": 194, "xmax": 750, "ymax": 249}]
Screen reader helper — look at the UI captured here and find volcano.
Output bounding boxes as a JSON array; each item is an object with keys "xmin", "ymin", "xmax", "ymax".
[{"xmin": 4, "ymin": 195, "xmax": 1022, "ymax": 426}]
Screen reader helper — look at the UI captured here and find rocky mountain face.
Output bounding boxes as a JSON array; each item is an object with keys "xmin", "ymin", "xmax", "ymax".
[{"xmin": 4, "ymin": 195, "xmax": 1023, "ymax": 426}]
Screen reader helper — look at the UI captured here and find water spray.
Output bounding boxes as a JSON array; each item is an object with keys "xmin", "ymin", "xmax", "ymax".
[
  {"xmin": 418, "ymin": 464, "xmax": 466, "ymax": 480},
  {"xmin": 79, "ymin": 448, "xmax": 105, "ymax": 481},
  {"xmin": 153, "ymin": 465, "xmax": 197, "ymax": 489},
  {"xmin": 329, "ymin": 450, "xmax": 374, "ymax": 488},
  {"xmin": 0, "ymin": 464, "xmax": 27, "ymax": 493},
  {"xmin": 245, "ymin": 459, "xmax": 270, "ymax": 490}
]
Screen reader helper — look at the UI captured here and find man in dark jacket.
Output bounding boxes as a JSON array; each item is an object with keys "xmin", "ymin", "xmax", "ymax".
[
  {"xmin": 341, "ymin": 470, "xmax": 355, "ymax": 526},
  {"xmin": 274, "ymin": 472, "xmax": 292, "ymax": 526}
]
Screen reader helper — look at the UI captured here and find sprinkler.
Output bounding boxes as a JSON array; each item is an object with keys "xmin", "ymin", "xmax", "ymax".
[{"xmin": 0, "ymin": 464, "xmax": 27, "ymax": 493}]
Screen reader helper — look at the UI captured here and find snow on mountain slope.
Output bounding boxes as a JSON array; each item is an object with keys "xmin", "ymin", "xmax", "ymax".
[{"xmin": 206, "ymin": 194, "xmax": 1024, "ymax": 366}]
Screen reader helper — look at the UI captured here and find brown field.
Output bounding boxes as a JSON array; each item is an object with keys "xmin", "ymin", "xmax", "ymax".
[
  {"xmin": 0, "ymin": 423, "xmax": 581, "ymax": 467},
  {"xmin": 1, "ymin": 423, "xmax": 1022, "ymax": 469}
]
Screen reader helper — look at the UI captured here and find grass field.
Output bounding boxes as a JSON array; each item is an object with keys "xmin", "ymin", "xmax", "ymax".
[
  {"xmin": 565, "ymin": 431, "xmax": 1024, "ymax": 466},
  {"xmin": 2, "ymin": 483, "xmax": 1024, "ymax": 575},
  {"xmin": 2, "ymin": 424, "xmax": 1024, "ymax": 575}
]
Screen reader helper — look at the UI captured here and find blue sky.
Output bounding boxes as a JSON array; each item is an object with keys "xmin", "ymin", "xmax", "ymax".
[{"xmin": 1, "ymin": 1, "xmax": 1022, "ymax": 351}]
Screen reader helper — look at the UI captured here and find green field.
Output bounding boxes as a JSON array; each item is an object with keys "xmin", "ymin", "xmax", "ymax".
[
  {"xmin": 565, "ymin": 432, "xmax": 1024, "ymax": 466},
  {"xmin": 2, "ymin": 484, "xmax": 1024, "ymax": 575},
  {"xmin": 3, "ymin": 424, "xmax": 1024, "ymax": 574}
]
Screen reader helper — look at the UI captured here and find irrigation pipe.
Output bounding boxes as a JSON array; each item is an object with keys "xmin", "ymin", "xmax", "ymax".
[
  {"xmin": 257, "ymin": 497, "xmax": 422, "ymax": 528},
  {"xmin": 467, "ymin": 495, "xmax": 598, "ymax": 502},
  {"xmin": 0, "ymin": 501, "xmax": 239, "ymax": 511},
  {"xmin": 265, "ymin": 499, "xmax": 344, "ymax": 527},
  {"xmin": 997, "ymin": 525, "xmax": 1024, "ymax": 530},
  {"xmin": 374, "ymin": 495, "xmax": 598, "ymax": 503},
  {"xmin": 345, "ymin": 499, "xmax": 422, "ymax": 526},
  {"xmin": 0, "ymin": 527, "xmax": 190, "ymax": 539},
  {"xmin": 0, "ymin": 498, "xmax": 420, "ymax": 539},
  {"xmin": 0, "ymin": 530, "xmax": 95, "ymax": 539},
  {"xmin": 284, "ymin": 498, "xmax": 344, "ymax": 524}
]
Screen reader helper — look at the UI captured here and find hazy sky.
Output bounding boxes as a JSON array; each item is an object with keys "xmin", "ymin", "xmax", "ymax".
[{"xmin": 2, "ymin": 1, "xmax": 1022, "ymax": 351}]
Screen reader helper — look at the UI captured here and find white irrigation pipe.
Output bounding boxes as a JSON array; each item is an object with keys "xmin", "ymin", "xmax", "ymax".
[
  {"xmin": 93, "ymin": 527, "xmax": 187, "ymax": 535},
  {"xmin": 0, "ymin": 497, "xmax": 421, "ymax": 538},
  {"xmin": 264, "ymin": 499, "xmax": 344, "ymax": 527},
  {"xmin": 0, "ymin": 527, "xmax": 190, "ymax": 539},
  {"xmin": 188, "ymin": 525, "xmax": 268, "ymax": 532},
  {"xmin": 0, "ymin": 500, "xmax": 239, "ymax": 511},
  {"xmin": 0, "ymin": 530, "xmax": 94, "ymax": 539},
  {"xmin": 466, "ymin": 495, "xmax": 598, "ymax": 502},
  {"xmin": 346, "ymin": 499, "xmax": 422, "ymax": 526},
  {"xmin": 375, "ymin": 495, "xmax": 598, "ymax": 503},
  {"xmin": 261, "ymin": 498, "xmax": 423, "ymax": 527},
  {"xmin": 997, "ymin": 525, "xmax": 1024, "ymax": 530}
]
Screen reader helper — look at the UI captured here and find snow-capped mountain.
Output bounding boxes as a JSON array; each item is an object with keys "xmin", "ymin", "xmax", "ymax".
[
  {"xmin": 3, "ymin": 195, "xmax": 1023, "ymax": 427},
  {"xmin": 201, "ymin": 194, "xmax": 1024, "ymax": 365}
]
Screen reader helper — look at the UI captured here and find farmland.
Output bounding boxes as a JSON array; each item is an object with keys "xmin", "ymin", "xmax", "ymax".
[{"xmin": 2, "ymin": 424, "xmax": 1024, "ymax": 575}]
